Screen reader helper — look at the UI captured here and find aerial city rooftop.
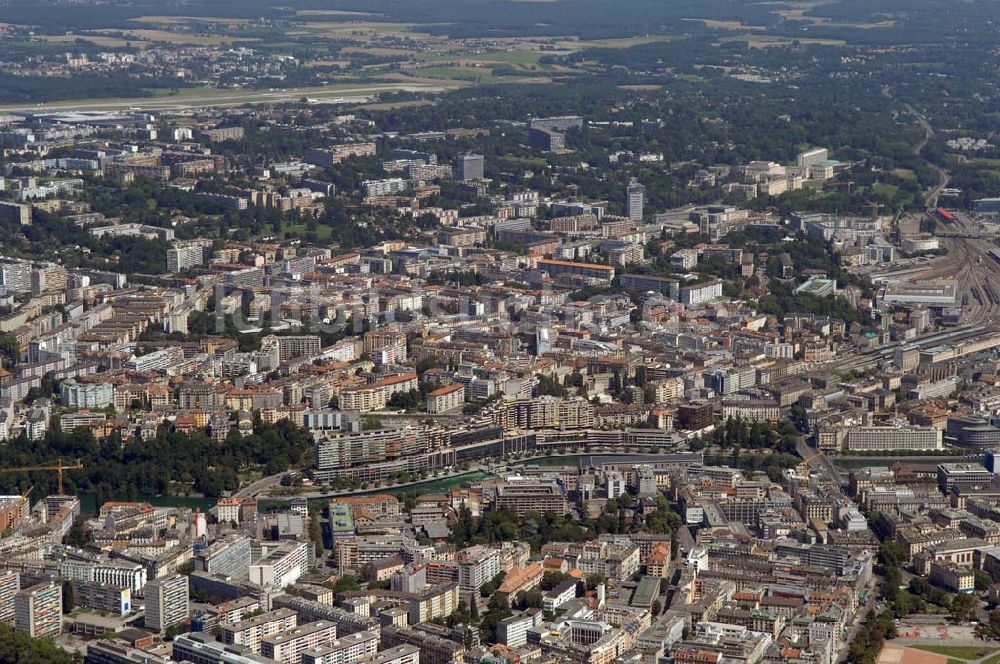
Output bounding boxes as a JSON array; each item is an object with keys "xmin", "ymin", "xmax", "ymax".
[{"xmin": 0, "ymin": 1, "xmax": 1000, "ymax": 663}]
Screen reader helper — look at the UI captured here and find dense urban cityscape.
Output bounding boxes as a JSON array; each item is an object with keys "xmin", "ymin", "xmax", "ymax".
[{"xmin": 0, "ymin": 1, "xmax": 999, "ymax": 664}]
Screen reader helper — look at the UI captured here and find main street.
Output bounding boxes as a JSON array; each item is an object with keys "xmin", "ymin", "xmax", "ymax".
[{"xmin": 795, "ymin": 437, "xmax": 842, "ymax": 486}]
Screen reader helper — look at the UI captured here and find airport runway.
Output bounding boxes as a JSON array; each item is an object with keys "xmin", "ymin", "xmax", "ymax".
[{"xmin": 0, "ymin": 82, "xmax": 455, "ymax": 114}]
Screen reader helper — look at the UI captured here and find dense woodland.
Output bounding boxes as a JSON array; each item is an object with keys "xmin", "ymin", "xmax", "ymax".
[
  {"xmin": 3, "ymin": 0, "xmax": 998, "ymax": 45},
  {"xmin": 0, "ymin": 418, "xmax": 313, "ymax": 502},
  {"xmin": 0, "ymin": 624, "xmax": 77, "ymax": 664}
]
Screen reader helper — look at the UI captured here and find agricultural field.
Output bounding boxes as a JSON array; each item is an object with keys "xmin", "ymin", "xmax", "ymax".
[{"xmin": 95, "ymin": 28, "xmax": 258, "ymax": 46}]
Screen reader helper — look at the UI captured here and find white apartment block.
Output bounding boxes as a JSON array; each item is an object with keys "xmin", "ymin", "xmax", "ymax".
[
  {"xmin": 680, "ymin": 280, "xmax": 723, "ymax": 306},
  {"xmin": 249, "ymin": 540, "xmax": 310, "ymax": 588},
  {"xmin": 361, "ymin": 178, "xmax": 409, "ymax": 197},
  {"xmin": 144, "ymin": 574, "xmax": 189, "ymax": 632},
  {"xmin": 426, "ymin": 383, "xmax": 465, "ymax": 414},
  {"xmin": 298, "ymin": 629, "xmax": 379, "ymax": 664},
  {"xmin": 339, "ymin": 373, "xmax": 418, "ymax": 413},
  {"xmin": 840, "ymin": 426, "xmax": 943, "ymax": 452},
  {"xmin": 220, "ymin": 608, "xmax": 298, "ymax": 653},
  {"xmin": 167, "ymin": 241, "xmax": 209, "ymax": 272},
  {"xmin": 498, "ymin": 611, "xmax": 543, "ymax": 648},
  {"xmin": 58, "ymin": 560, "xmax": 148, "ymax": 594},
  {"xmin": 304, "ymin": 645, "xmax": 419, "ymax": 664},
  {"xmin": 458, "ymin": 546, "xmax": 502, "ymax": 594},
  {"xmin": 261, "ymin": 621, "xmax": 338, "ymax": 664}
]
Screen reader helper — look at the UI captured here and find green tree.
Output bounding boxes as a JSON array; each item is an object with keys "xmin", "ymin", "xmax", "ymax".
[
  {"xmin": 541, "ymin": 571, "xmax": 569, "ymax": 591},
  {"xmin": 310, "ymin": 513, "xmax": 325, "ymax": 558},
  {"xmin": 586, "ymin": 574, "xmax": 607, "ymax": 591},
  {"xmin": 470, "ymin": 597, "xmax": 480, "ymax": 622},
  {"xmin": 979, "ymin": 609, "xmax": 1000, "ymax": 640},
  {"xmin": 0, "ymin": 623, "xmax": 76, "ymax": 663},
  {"xmin": 882, "ymin": 567, "xmax": 902, "ymax": 603},
  {"xmin": 950, "ymin": 593, "xmax": 977, "ymax": 622},
  {"xmin": 65, "ymin": 515, "xmax": 88, "ymax": 548},
  {"xmin": 535, "ymin": 374, "xmax": 568, "ymax": 398},
  {"xmin": 449, "ymin": 599, "xmax": 471, "ymax": 627},
  {"xmin": 878, "ymin": 542, "xmax": 907, "ymax": 568}
]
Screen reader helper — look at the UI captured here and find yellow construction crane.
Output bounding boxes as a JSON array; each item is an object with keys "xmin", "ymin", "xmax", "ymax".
[
  {"xmin": 0, "ymin": 459, "xmax": 84, "ymax": 496},
  {"xmin": 799, "ymin": 452, "xmax": 826, "ymax": 473}
]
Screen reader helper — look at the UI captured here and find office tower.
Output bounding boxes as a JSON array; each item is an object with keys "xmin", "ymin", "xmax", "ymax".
[
  {"xmin": 0, "ymin": 570, "xmax": 20, "ymax": 624},
  {"xmin": 15, "ymin": 581, "xmax": 61, "ymax": 638},
  {"xmin": 455, "ymin": 154, "xmax": 484, "ymax": 181},
  {"xmin": 627, "ymin": 177, "xmax": 645, "ymax": 221},
  {"xmin": 144, "ymin": 574, "xmax": 189, "ymax": 632}
]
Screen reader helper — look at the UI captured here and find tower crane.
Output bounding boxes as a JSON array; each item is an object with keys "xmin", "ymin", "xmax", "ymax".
[{"xmin": 0, "ymin": 459, "xmax": 84, "ymax": 496}]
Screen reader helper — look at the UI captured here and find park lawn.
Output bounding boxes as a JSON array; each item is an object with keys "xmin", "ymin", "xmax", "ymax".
[
  {"xmin": 871, "ymin": 183, "xmax": 900, "ymax": 198},
  {"xmin": 911, "ymin": 645, "xmax": 999, "ymax": 660},
  {"xmin": 277, "ymin": 222, "xmax": 332, "ymax": 240}
]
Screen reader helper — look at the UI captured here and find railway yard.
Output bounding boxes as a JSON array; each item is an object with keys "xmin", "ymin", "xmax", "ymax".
[
  {"xmin": 929, "ymin": 210, "xmax": 1000, "ymax": 325},
  {"xmin": 873, "ymin": 210, "xmax": 1000, "ymax": 326}
]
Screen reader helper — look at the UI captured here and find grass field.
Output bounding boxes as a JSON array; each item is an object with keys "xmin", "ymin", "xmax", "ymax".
[
  {"xmin": 466, "ymin": 49, "xmax": 549, "ymax": 67},
  {"xmin": 130, "ymin": 16, "xmax": 255, "ymax": 26},
  {"xmin": 719, "ymin": 34, "xmax": 847, "ymax": 47},
  {"xmin": 359, "ymin": 99, "xmax": 435, "ymax": 111},
  {"xmin": 96, "ymin": 28, "xmax": 257, "ymax": 45},
  {"xmin": 33, "ymin": 34, "xmax": 150, "ymax": 48},
  {"xmin": 496, "ymin": 155, "xmax": 550, "ymax": 169},
  {"xmin": 871, "ymin": 183, "xmax": 901, "ymax": 198},
  {"xmin": 296, "ymin": 9, "xmax": 378, "ymax": 17},
  {"xmin": 297, "ymin": 21, "xmax": 438, "ymax": 41},
  {"xmin": 683, "ymin": 18, "xmax": 766, "ymax": 30},
  {"xmin": 303, "ymin": 60, "xmax": 351, "ymax": 68},
  {"xmin": 911, "ymin": 645, "xmax": 999, "ymax": 660},
  {"xmin": 566, "ymin": 35, "xmax": 677, "ymax": 49},
  {"xmin": 275, "ymin": 222, "xmax": 333, "ymax": 240},
  {"xmin": 404, "ymin": 65, "xmax": 505, "ymax": 83},
  {"xmin": 774, "ymin": 8, "xmax": 896, "ymax": 29},
  {"xmin": 341, "ymin": 46, "xmax": 419, "ymax": 57}
]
